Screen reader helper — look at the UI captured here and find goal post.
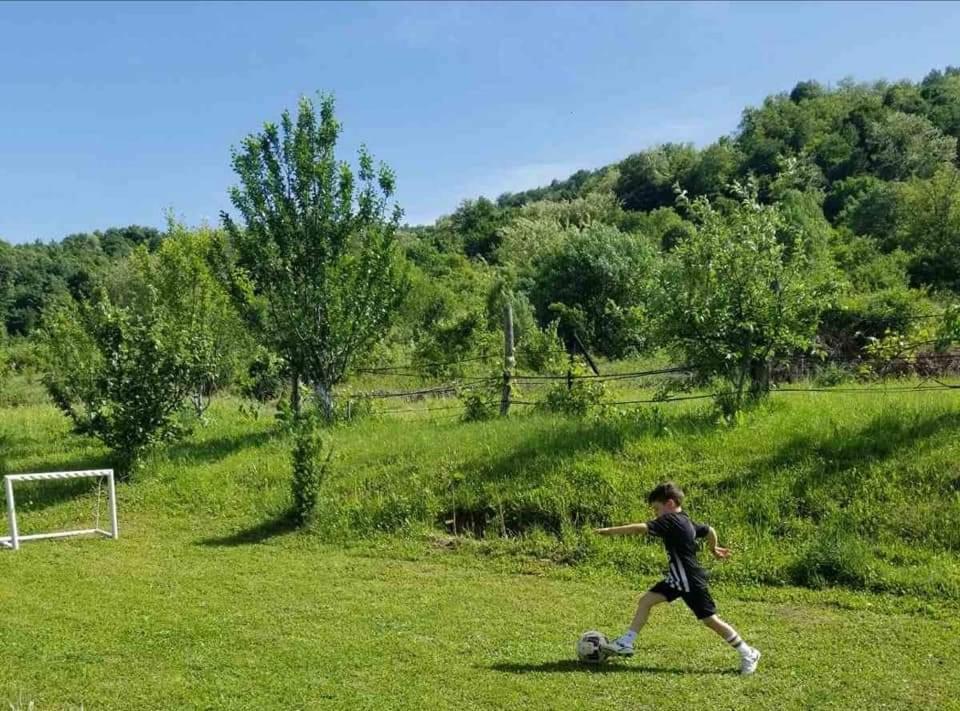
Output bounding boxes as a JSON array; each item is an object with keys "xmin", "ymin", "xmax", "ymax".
[{"xmin": 1, "ymin": 469, "xmax": 118, "ymax": 551}]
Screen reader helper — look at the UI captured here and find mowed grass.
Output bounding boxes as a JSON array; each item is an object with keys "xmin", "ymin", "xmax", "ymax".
[
  {"xmin": 2, "ymin": 522, "xmax": 960, "ymax": 710},
  {"xmin": 2, "ymin": 379, "xmax": 960, "ymax": 708}
]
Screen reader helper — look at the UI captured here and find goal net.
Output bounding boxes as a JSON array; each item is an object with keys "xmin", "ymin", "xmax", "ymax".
[{"xmin": 1, "ymin": 469, "xmax": 118, "ymax": 551}]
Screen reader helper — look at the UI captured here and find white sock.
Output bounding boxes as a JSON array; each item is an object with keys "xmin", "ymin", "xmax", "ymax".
[
  {"xmin": 619, "ymin": 630, "xmax": 637, "ymax": 645},
  {"xmin": 725, "ymin": 632, "xmax": 751, "ymax": 657}
]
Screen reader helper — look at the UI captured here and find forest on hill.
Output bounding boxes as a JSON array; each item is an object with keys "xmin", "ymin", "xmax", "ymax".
[{"xmin": 3, "ymin": 66, "xmax": 960, "ymax": 413}]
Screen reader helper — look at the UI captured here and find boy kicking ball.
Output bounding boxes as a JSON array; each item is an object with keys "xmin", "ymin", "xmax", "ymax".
[{"xmin": 595, "ymin": 481, "xmax": 761, "ymax": 675}]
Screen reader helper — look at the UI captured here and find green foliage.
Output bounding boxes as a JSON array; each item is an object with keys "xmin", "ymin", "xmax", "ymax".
[
  {"xmin": 461, "ymin": 390, "xmax": 497, "ymax": 422},
  {"xmin": 536, "ymin": 378, "xmax": 605, "ymax": 417},
  {"xmin": 450, "ymin": 197, "xmax": 512, "ymax": 261},
  {"xmin": 290, "ymin": 413, "xmax": 330, "ymax": 526},
  {"xmin": 530, "ymin": 224, "xmax": 654, "ymax": 358},
  {"xmin": 412, "ymin": 309, "xmax": 497, "ymax": 377},
  {"xmin": 223, "ymin": 93, "xmax": 406, "ymax": 417},
  {"xmin": 615, "ymin": 143, "xmax": 699, "ymax": 212},
  {"xmin": 865, "ymin": 111, "xmax": 957, "ymax": 180},
  {"xmin": 0, "ymin": 225, "xmax": 163, "ymax": 337},
  {"xmin": 39, "ymin": 294, "xmax": 188, "ymax": 475},
  {"xmin": 36, "ymin": 227, "xmax": 244, "ymax": 475},
  {"xmin": 837, "ymin": 179, "xmax": 901, "ymax": 247},
  {"xmin": 515, "ymin": 318, "xmax": 566, "ymax": 373},
  {"xmin": 238, "ymin": 347, "xmax": 286, "ymax": 403},
  {"xmin": 652, "ymin": 185, "xmax": 837, "ymax": 411},
  {"xmin": 496, "ymin": 166, "xmax": 614, "ymax": 207},
  {"xmin": 895, "ymin": 167, "xmax": 960, "ymax": 291},
  {"xmin": 0, "ymin": 335, "xmax": 9, "ymax": 397}
]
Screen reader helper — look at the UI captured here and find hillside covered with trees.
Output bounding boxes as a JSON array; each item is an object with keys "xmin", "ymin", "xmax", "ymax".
[
  {"xmin": 4, "ymin": 68, "xmax": 960, "ymax": 352},
  {"xmin": 4, "ymin": 66, "xmax": 960, "ymax": 435}
]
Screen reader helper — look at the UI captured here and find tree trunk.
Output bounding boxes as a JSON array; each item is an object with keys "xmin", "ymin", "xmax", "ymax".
[
  {"xmin": 315, "ymin": 382, "xmax": 334, "ymax": 423},
  {"xmin": 291, "ymin": 370, "xmax": 302, "ymax": 418},
  {"xmin": 749, "ymin": 358, "xmax": 771, "ymax": 398}
]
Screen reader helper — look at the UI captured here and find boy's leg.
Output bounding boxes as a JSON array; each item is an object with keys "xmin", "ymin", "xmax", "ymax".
[
  {"xmin": 682, "ymin": 587, "xmax": 760, "ymax": 675},
  {"xmin": 701, "ymin": 615, "xmax": 761, "ymax": 675},
  {"xmin": 603, "ymin": 588, "xmax": 670, "ymax": 656},
  {"xmin": 629, "ymin": 590, "xmax": 668, "ymax": 634}
]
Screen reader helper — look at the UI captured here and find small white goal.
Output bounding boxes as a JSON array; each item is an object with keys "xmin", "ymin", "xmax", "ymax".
[{"xmin": 1, "ymin": 469, "xmax": 118, "ymax": 551}]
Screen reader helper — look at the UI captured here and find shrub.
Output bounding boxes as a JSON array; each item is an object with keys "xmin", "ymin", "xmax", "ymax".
[
  {"xmin": 461, "ymin": 392, "xmax": 497, "ymax": 422},
  {"xmin": 240, "ymin": 349, "xmax": 286, "ymax": 403},
  {"xmin": 530, "ymin": 224, "xmax": 654, "ymax": 358},
  {"xmin": 37, "ymin": 228, "xmax": 245, "ymax": 475},
  {"xmin": 537, "ymin": 379, "xmax": 605, "ymax": 417},
  {"xmin": 291, "ymin": 415, "xmax": 331, "ymax": 526},
  {"xmin": 813, "ymin": 363, "xmax": 856, "ymax": 387}
]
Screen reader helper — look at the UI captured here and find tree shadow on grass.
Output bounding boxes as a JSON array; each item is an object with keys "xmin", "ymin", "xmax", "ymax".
[
  {"xmin": 706, "ymin": 410, "xmax": 960, "ymax": 501},
  {"xmin": 443, "ymin": 409, "xmax": 716, "ymax": 537},
  {"xmin": 467, "ymin": 409, "xmax": 716, "ymax": 488},
  {"xmin": 196, "ymin": 512, "xmax": 299, "ymax": 547},
  {"xmin": 162, "ymin": 429, "xmax": 279, "ymax": 467},
  {"xmin": 488, "ymin": 660, "xmax": 736, "ymax": 676}
]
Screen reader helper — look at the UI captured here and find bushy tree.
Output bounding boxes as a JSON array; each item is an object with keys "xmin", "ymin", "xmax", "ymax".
[
  {"xmin": 651, "ymin": 185, "xmax": 837, "ymax": 413},
  {"xmin": 449, "ymin": 197, "xmax": 512, "ymax": 262},
  {"xmin": 920, "ymin": 67, "xmax": 960, "ymax": 151},
  {"xmin": 615, "ymin": 143, "xmax": 699, "ymax": 212},
  {"xmin": 895, "ymin": 167, "xmax": 960, "ymax": 291},
  {"xmin": 866, "ymin": 111, "xmax": 956, "ymax": 181},
  {"xmin": 686, "ymin": 138, "xmax": 743, "ymax": 200},
  {"xmin": 223, "ymin": 94, "xmax": 406, "ymax": 419},
  {"xmin": 38, "ymin": 227, "xmax": 245, "ymax": 475},
  {"xmin": 530, "ymin": 224, "xmax": 654, "ymax": 358}
]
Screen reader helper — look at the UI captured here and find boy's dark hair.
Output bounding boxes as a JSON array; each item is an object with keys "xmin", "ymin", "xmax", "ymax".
[{"xmin": 647, "ymin": 481, "xmax": 684, "ymax": 506}]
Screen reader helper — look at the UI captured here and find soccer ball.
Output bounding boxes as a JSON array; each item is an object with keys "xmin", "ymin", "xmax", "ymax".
[{"xmin": 576, "ymin": 630, "xmax": 609, "ymax": 664}]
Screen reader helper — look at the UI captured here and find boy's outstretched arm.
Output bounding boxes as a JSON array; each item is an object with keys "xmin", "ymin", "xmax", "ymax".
[
  {"xmin": 594, "ymin": 523, "xmax": 649, "ymax": 536},
  {"xmin": 705, "ymin": 526, "xmax": 731, "ymax": 559}
]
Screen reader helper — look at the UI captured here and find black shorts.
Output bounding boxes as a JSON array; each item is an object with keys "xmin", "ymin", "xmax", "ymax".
[{"xmin": 650, "ymin": 580, "xmax": 717, "ymax": 619}]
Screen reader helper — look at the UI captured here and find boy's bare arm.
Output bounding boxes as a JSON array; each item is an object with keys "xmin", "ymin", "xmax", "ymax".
[
  {"xmin": 594, "ymin": 523, "xmax": 649, "ymax": 536},
  {"xmin": 705, "ymin": 526, "xmax": 731, "ymax": 559}
]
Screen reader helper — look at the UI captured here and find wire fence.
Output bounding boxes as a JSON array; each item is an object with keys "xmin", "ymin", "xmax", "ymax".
[{"xmin": 332, "ymin": 342, "xmax": 960, "ymax": 421}]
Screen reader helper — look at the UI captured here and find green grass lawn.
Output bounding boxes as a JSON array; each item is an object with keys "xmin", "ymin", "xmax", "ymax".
[
  {"xmin": 3, "ymin": 521, "xmax": 959, "ymax": 710},
  {"xmin": 2, "ymin": 380, "xmax": 960, "ymax": 709}
]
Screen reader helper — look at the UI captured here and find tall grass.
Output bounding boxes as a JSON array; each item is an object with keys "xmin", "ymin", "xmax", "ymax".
[{"xmin": 3, "ymin": 373, "xmax": 959, "ymax": 600}]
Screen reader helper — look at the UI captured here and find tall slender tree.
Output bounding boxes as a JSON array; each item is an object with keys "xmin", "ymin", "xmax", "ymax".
[{"xmin": 222, "ymin": 94, "xmax": 405, "ymax": 419}]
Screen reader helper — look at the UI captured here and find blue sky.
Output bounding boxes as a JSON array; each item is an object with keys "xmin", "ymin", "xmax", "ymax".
[{"xmin": 2, "ymin": 1, "xmax": 959, "ymax": 243}]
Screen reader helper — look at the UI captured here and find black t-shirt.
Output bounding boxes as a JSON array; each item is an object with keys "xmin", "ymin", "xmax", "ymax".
[{"xmin": 646, "ymin": 511, "xmax": 710, "ymax": 592}]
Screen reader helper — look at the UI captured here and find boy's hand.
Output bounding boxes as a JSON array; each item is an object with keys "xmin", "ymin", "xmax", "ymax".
[{"xmin": 711, "ymin": 546, "xmax": 731, "ymax": 560}]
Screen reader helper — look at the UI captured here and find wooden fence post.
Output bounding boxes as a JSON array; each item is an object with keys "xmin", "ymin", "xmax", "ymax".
[{"xmin": 500, "ymin": 302, "xmax": 515, "ymax": 415}]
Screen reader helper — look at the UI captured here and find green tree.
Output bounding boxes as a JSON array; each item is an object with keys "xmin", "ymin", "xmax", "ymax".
[
  {"xmin": 615, "ymin": 143, "xmax": 699, "ymax": 212},
  {"xmin": 866, "ymin": 111, "xmax": 956, "ymax": 180},
  {"xmin": 895, "ymin": 167, "xmax": 960, "ymax": 291},
  {"xmin": 652, "ymin": 185, "xmax": 836, "ymax": 414},
  {"xmin": 450, "ymin": 197, "xmax": 511, "ymax": 261},
  {"xmin": 531, "ymin": 224, "xmax": 654, "ymax": 358},
  {"xmin": 686, "ymin": 138, "xmax": 743, "ymax": 200},
  {"xmin": 38, "ymin": 227, "xmax": 243, "ymax": 475},
  {"xmin": 222, "ymin": 94, "xmax": 406, "ymax": 419},
  {"xmin": 919, "ymin": 67, "xmax": 960, "ymax": 153}
]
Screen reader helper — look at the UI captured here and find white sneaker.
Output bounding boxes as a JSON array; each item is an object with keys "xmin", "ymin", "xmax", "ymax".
[
  {"xmin": 601, "ymin": 636, "xmax": 635, "ymax": 657},
  {"xmin": 740, "ymin": 647, "xmax": 761, "ymax": 675}
]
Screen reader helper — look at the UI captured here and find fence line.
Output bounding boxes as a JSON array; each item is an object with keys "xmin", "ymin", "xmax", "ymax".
[{"xmin": 334, "ymin": 338, "xmax": 960, "ymax": 416}]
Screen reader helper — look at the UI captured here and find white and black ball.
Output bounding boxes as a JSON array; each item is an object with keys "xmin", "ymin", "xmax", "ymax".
[{"xmin": 576, "ymin": 630, "xmax": 609, "ymax": 664}]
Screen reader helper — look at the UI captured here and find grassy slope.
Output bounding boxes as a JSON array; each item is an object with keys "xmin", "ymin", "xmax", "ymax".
[{"xmin": 2, "ymin": 382, "xmax": 960, "ymax": 708}]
